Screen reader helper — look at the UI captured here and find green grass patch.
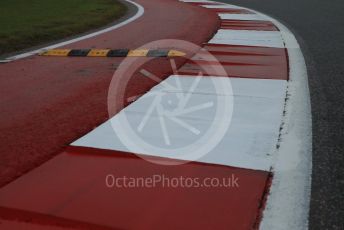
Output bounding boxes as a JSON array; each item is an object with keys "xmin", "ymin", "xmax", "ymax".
[{"xmin": 0, "ymin": 0, "xmax": 127, "ymax": 55}]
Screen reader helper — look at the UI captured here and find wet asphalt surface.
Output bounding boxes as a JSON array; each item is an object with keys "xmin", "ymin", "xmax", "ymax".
[{"xmin": 218, "ymin": 0, "xmax": 344, "ymax": 229}]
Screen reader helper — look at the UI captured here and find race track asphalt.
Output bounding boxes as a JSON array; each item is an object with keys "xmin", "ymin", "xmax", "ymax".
[{"xmin": 218, "ymin": 0, "xmax": 344, "ymax": 229}]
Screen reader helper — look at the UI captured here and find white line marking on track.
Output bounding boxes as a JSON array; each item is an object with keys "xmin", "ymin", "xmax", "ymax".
[
  {"xmin": 3, "ymin": 0, "xmax": 144, "ymax": 62},
  {"xmin": 254, "ymin": 10, "xmax": 313, "ymax": 230},
  {"xmin": 182, "ymin": 1, "xmax": 311, "ymax": 228}
]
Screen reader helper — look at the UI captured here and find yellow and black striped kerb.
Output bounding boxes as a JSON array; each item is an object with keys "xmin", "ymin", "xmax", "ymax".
[{"xmin": 39, "ymin": 49, "xmax": 186, "ymax": 57}]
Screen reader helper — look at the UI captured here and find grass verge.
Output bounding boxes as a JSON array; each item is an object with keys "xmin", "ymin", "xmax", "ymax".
[{"xmin": 0, "ymin": 0, "xmax": 127, "ymax": 55}]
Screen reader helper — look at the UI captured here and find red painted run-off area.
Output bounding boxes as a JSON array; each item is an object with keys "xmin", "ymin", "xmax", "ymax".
[{"xmin": 0, "ymin": 0, "xmax": 218, "ymax": 187}]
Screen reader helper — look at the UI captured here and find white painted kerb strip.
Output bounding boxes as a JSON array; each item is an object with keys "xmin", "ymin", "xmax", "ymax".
[
  {"xmin": 209, "ymin": 29, "xmax": 285, "ymax": 48},
  {"xmin": 219, "ymin": 13, "xmax": 268, "ymax": 21},
  {"xmin": 201, "ymin": 5, "xmax": 245, "ymax": 9},
  {"xmin": 72, "ymin": 76, "xmax": 287, "ymax": 171},
  {"xmin": 180, "ymin": 0, "xmax": 218, "ymax": 3}
]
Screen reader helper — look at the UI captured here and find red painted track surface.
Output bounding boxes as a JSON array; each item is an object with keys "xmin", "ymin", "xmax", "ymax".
[
  {"xmin": 0, "ymin": 147, "xmax": 269, "ymax": 230},
  {"xmin": 0, "ymin": 0, "xmax": 219, "ymax": 187}
]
